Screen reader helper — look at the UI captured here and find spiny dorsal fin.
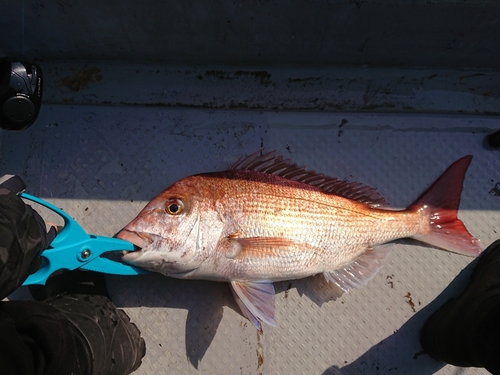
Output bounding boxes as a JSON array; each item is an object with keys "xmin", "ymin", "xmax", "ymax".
[{"xmin": 230, "ymin": 150, "xmax": 387, "ymax": 207}]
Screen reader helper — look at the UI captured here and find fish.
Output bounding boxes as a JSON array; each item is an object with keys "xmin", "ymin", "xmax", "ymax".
[{"xmin": 117, "ymin": 151, "xmax": 484, "ymax": 329}]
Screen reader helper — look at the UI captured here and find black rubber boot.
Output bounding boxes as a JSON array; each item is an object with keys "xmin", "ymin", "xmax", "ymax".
[
  {"xmin": 421, "ymin": 240, "xmax": 500, "ymax": 373},
  {"xmin": 30, "ymin": 271, "xmax": 146, "ymax": 375}
]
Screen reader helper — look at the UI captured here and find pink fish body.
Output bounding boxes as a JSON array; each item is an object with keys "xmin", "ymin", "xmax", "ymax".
[{"xmin": 118, "ymin": 151, "xmax": 483, "ymax": 328}]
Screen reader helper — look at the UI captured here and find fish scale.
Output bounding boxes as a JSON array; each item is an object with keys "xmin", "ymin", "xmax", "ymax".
[
  {"xmin": 220, "ymin": 183, "xmax": 417, "ymax": 265},
  {"xmin": 118, "ymin": 151, "xmax": 484, "ymax": 329}
]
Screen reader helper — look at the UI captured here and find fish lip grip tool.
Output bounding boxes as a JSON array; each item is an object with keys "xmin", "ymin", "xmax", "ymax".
[{"xmin": 21, "ymin": 192, "xmax": 148, "ymax": 286}]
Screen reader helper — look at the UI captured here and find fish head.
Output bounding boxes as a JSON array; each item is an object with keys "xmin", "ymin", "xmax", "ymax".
[{"xmin": 117, "ymin": 177, "xmax": 216, "ymax": 275}]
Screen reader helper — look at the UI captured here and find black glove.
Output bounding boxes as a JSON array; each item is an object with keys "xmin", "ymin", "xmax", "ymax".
[{"xmin": 0, "ymin": 175, "xmax": 56, "ymax": 299}]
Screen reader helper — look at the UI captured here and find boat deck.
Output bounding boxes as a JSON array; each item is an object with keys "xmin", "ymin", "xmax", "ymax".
[{"xmin": 3, "ymin": 62, "xmax": 499, "ymax": 375}]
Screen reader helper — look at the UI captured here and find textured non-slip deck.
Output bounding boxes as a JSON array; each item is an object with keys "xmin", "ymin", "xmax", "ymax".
[{"xmin": 3, "ymin": 97, "xmax": 499, "ymax": 374}]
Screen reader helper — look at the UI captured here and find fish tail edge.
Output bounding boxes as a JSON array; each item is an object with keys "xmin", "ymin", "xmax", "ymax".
[{"xmin": 410, "ymin": 155, "xmax": 484, "ymax": 257}]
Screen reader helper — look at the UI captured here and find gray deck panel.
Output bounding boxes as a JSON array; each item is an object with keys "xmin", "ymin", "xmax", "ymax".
[{"xmin": 2, "ymin": 103, "xmax": 499, "ymax": 374}]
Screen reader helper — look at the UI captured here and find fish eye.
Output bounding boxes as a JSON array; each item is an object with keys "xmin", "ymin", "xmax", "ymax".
[{"xmin": 165, "ymin": 199, "xmax": 183, "ymax": 215}]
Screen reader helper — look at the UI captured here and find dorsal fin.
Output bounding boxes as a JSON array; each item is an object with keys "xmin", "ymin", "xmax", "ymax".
[{"xmin": 230, "ymin": 150, "xmax": 387, "ymax": 207}]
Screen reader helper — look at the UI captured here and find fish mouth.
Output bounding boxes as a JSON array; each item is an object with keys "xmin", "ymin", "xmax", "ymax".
[
  {"xmin": 116, "ymin": 229, "xmax": 154, "ymax": 265},
  {"xmin": 117, "ymin": 229, "xmax": 153, "ymax": 249}
]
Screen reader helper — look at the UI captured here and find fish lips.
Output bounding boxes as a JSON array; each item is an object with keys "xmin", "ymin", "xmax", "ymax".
[
  {"xmin": 117, "ymin": 229, "xmax": 152, "ymax": 249},
  {"xmin": 117, "ymin": 230, "xmax": 159, "ymax": 263}
]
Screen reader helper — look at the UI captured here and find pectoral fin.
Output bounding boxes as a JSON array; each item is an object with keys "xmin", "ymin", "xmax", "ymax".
[
  {"xmin": 230, "ymin": 280, "xmax": 277, "ymax": 329},
  {"xmin": 224, "ymin": 236, "xmax": 302, "ymax": 259}
]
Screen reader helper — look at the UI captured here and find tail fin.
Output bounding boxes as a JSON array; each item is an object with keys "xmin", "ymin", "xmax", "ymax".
[{"xmin": 410, "ymin": 155, "xmax": 484, "ymax": 257}]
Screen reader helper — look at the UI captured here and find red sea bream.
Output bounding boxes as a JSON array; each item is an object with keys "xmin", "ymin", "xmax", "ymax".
[{"xmin": 117, "ymin": 151, "xmax": 484, "ymax": 329}]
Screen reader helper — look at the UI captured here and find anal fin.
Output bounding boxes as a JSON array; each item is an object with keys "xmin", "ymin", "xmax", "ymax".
[
  {"xmin": 230, "ymin": 280, "xmax": 277, "ymax": 329},
  {"xmin": 324, "ymin": 245, "xmax": 391, "ymax": 293}
]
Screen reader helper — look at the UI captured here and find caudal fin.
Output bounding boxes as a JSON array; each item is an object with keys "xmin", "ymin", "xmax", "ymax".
[{"xmin": 410, "ymin": 155, "xmax": 484, "ymax": 257}]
